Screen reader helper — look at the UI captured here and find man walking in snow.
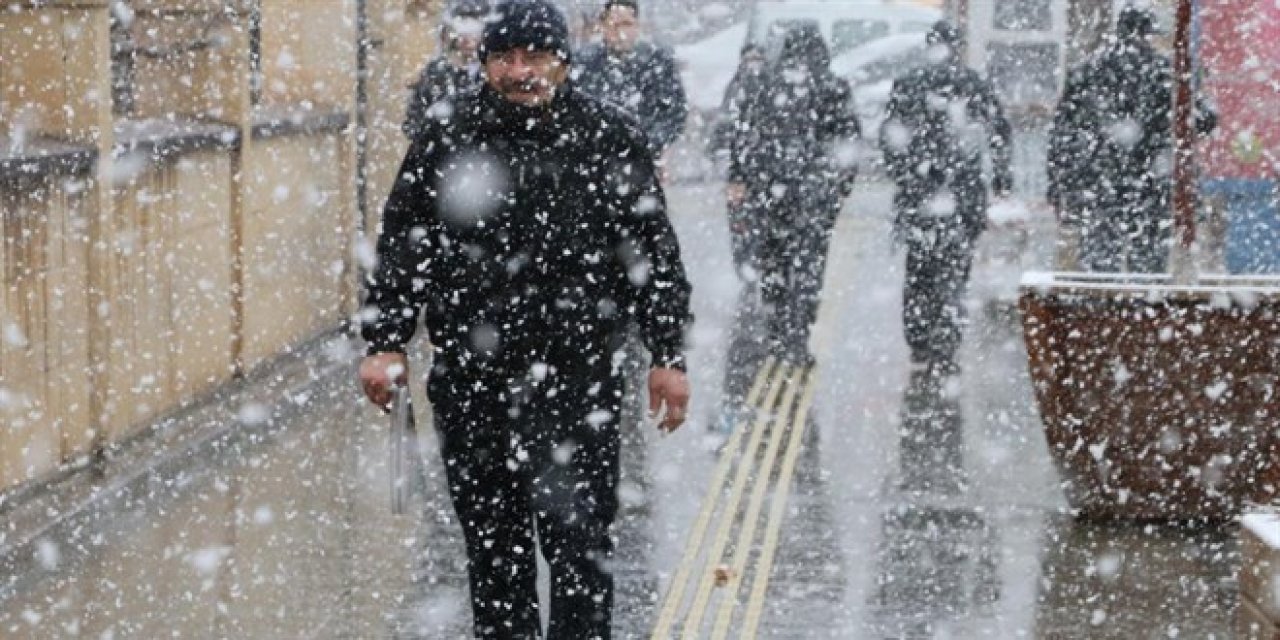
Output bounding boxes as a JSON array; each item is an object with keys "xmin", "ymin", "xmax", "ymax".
[
  {"xmin": 1047, "ymin": 5, "xmax": 1216, "ymax": 273},
  {"xmin": 573, "ymin": 0, "xmax": 688, "ymax": 160},
  {"xmin": 723, "ymin": 24, "xmax": 860, "ymax": 365},
  {"xmin": 358, "ymin": 1, "xmax": 693, "ymax": 636},
  {"xmin": 879, "ymin": 20, "xmax": 1013, "ymax": 375},
  {"xmin": 402, "ymin": 0, "xmax": 489, "ymax": 141}
]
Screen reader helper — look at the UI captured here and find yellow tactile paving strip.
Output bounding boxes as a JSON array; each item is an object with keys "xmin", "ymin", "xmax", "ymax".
[{"xmin": 651, "ymin": 358, "xmax": 819, "ymax": 639}]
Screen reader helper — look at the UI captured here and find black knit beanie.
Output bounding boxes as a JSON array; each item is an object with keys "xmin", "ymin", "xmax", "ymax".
[
  {"xmin": 479, "ymin": 0, "xmax": 572, "ymax": 64},
  {"xmin": 602, "ymin": 0, "xmax": 639, "ymax": 17}
]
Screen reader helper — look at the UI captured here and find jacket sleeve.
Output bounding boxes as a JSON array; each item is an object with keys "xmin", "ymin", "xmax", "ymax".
[
  {"xmin": 1047, "ymin": 70, "xmax": 1090, "ymax": 209},
  {"xmin": 361, "ymin": 130, "xmax": 445, "ymax": 355},
  {"xmin": 821, "ymin": 77, "xmax": 862, "ymax": 191},
  {"xmin": 879, "ymin": 78, "xmax": 918, "ymax": 186},
  {"xmin": 648, "ymin": 47, "xmax": 689, "ymax": 153},
  {"xmin": 616, "ymin": 143, "xmax": 693, "ymax": 370},
  {"xmin": 725, "ymin": 77, "xmax": 757, "ymax": 184},
  {"xmin": 402, "ymin": 65, "xmax": 435, "ymax": 140},
  {"xmin": 1194, "ymin": 94, "xmax": 1217, "ymax": 137},
  {"xmin": 976, "ymin": 77, "xmax": 1014, "ymax": 194}
]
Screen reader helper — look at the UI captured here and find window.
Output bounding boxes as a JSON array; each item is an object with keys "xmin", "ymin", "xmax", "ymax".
[
  {"xmin": 831, "ymin": 20, "xmax": 891, "ymax": 54},
  {"xmin": 986, "ymin": 42, "xmax": 1059, "ymax": 108},
  {"xmin": 993, "ymin": 0, "xmax": 1052, "ymax": 32},
  {"xmin": 849, "ymin": 49, "xmax": 926, "ymax": 86}
]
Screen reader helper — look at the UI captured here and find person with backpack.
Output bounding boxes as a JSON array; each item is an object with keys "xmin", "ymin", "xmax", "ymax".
[{"xmin": 879, "ymin": 20, "xmax": 1013, "ymax": 375}]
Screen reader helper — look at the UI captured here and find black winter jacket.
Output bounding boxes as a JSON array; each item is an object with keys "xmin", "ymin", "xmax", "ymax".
[
  {"xmin": 880, "ymin": 61, "xmax": 1013, "ymax": 197},
  {"xmin": 1047, "ymin": 38, "xmax": 1216, "ymax": 220},
  {"xmin": 402, "ymin": 57, "xmax": 481, "ymax": 140},
  {"xmin": 726, "ymin": 65, "xmax": 861, "ymax": 190},
  {"xmin": 574, "ymin": 42, "xmax": 688, "ymax": 154},
  {"xmin": 363, "ymin": 84, "xmax": 692, "ymax": 379}
]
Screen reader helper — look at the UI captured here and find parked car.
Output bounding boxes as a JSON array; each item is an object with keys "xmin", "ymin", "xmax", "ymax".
[{"xmin": 746, "ymin": 0, "xmax": 939, "ymax": 60}]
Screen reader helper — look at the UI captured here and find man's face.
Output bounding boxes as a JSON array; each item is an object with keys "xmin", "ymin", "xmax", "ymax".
[
  {"xmin": 485, "ymin": 47, "xmax": 569, "ymax": 106},
  {"xmin": 601, "ymin": 6, "xmax": 639, "ymax": 53},
  {"xmin": 452, "ymin": 34, "xmax": 481, "ymax": 63}
]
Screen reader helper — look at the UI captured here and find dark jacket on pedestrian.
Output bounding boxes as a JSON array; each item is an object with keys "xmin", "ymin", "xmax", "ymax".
[
  {"xmin": 574, "ymin": 41, "xmax": 688, "ymax": 153},
  {"xmin": 879, "ymin": 40, "xmax": 1013, "ymax": 240},
  {"xmin": 708, "ymin": 46, "xmax": 766, "ymax": 159},
  {"xmin": 363, "ymin": 83, "xmax": 693, "ymax": 380},
  {"xmin": 726, "ymin": 27, "xmax": 861, "ymax": 195},
  {"xmin": 1047, "ymin": 27, "xmax": 1216, "ymax": 225},
  {"xmin": 402, "ymin": 57, "xmax": 481, "ymax": 140}
]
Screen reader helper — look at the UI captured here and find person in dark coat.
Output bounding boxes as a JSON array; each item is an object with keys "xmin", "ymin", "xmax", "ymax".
[
  {"xmin": 711, "ymin": 44, "xmax": 768, "ymax": 276},
  {"xmin": 573, "ymin": 0, "xmax": 688, "ymax": 157},
  {"xmin": 401, "ymin": 1, "xmax": 489, "ymax": 140},
  {"xmin": 1047, "ymin": 6, "xmax": 1216, "ymax": 273},
  {"xmin": 725, "ymin": 24, "xmax": 861, "ymax": 364},
  {"xmin": 879, "ymin": 20, "xmax": 1013, "ymax": 374},
  {"xmin": 358, "ymin": 2, "xmax": 693, "ymax": 637}
]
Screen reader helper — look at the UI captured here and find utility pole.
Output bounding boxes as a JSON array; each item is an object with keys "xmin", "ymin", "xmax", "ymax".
[{"xmin": 1170, "ymin": 0, "xmax": 1198, "ymax": 283}]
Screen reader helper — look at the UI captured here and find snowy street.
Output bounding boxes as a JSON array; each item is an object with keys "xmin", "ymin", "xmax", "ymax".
[{"xmin": 0, "ymin": 178, "xmax": 1241, "ymax": 638}]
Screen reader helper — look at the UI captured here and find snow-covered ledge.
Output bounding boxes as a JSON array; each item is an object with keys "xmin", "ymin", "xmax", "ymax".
[
  {"xmin": 1020, "ymin": 271, "xmax": 1280, "ymax": 297},
  {"xmin": 1239, "ymin": 510, "xmax": 1280, "ymax": 638}
]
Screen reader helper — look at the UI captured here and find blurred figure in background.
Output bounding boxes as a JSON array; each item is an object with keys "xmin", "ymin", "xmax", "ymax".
[
  {"xmin": 711, "ymin": 43, "xmax": 768, "ymax": 277},
  {"xmin": 1047, "ymin": 5, "xmax": 1216, "ymax": 273},
  {"xmin": 575, "ymin": 0, "xmax": 688, "ymax": 160},
  {"xmin": 879, "ymin": 20, "xmax": 1012, "ymax": 376},
  {"xmin": 402, "ymin": 0, "xmax": 489, "ymax": 140},
  {"xmin": 725, "ymin": 24, "xmax": 860, "ymax": 365}
]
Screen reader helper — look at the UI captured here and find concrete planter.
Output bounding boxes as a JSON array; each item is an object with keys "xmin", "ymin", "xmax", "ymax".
[{"xmin": 1019, "ymin": 272, "xmax": 1280, "ymax": 521}]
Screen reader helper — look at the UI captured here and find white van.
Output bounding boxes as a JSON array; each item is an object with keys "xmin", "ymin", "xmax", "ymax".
[{"xmin": 746, "ymin": 1, "xmax": 942, "ymax": 60}]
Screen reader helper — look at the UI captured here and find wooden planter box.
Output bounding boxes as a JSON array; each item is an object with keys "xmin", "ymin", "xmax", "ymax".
[{"xmin": 1020, "ymin": 272, "xmax": 1280, "ymax": 521}]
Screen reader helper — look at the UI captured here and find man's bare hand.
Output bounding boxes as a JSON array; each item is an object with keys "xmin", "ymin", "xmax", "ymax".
[
  {"xmin": 359, "ymin": 352, "xmax": 408, "ymax": 408},
  {"xmin": 648, "ymin": 367, "xmax": 690, "ymax": 432},
  {"xmin": 725, "ymin": 182, "xmax": 747, "ymax": 209}
]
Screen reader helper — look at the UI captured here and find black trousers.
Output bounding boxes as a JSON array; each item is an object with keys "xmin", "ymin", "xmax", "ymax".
[
  {"xmin": 902, "ymin": 222, "xmax": 976, "ymax": 366},
  {"xmin": 428, "ymin": 368, "xmax": 623, "ymax": 639},
  {"xmin": 753, "ymin": 179, "xmax": 840, "ymax": 351}
]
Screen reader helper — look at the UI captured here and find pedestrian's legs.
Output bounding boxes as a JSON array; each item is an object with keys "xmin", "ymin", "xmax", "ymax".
[
  {"xmin": 902, "ymin": 224, "xmax": 974, "ymax": 366},
  {"xmin": 758, "ymin": 192, "xmax": 791, "ymax": 349},
  {"xmin": 433, "ymin": 384, "xmax": 541, "ymax": 639},
  {"xmin": 522, "ymin": 375, "xmax": 623, "ymax": 640},
  {"xmin": 929, "ymin": 229, "xmax": 976, "ymax": 365},
  {"xmin": 902, "ymin": 225, "xmax": 940, "ymax": 363}
]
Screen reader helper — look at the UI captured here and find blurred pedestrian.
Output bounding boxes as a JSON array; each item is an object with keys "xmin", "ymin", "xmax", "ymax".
[
  {"xmin": 711, "ymin": 44, "xmax": 768, "ymax": 277},
  {"xmin": 1047, "ymin": 5, "xmax": 1216, "ymax": 273},
  {"xmin": 402, "ymin": 0, "xmax": 489, "ymax": 140},
  {"xmin": 574, "ymin": 0, "xmax": 688, "ymax": 160},
  {"xmin": 879, "ymin": 20, "xmax": 1013, "ymax": 375},
  {"xmin": 725, "ymin": 24, "xmax": 860, "ymax": 365},
  {"xmin": 359, "ymin": 1, "xmax": 693, "ymax": 637}
]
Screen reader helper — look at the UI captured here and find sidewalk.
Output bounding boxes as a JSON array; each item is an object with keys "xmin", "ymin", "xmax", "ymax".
[{"xmin": 0, "ymin": 180, "xmax": 1243, "ymax": 638}]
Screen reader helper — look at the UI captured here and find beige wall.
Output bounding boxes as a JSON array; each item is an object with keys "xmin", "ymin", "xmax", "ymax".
[{"xmin": 0, "ymin": 0, "xmax": 436, "ymax": 492}]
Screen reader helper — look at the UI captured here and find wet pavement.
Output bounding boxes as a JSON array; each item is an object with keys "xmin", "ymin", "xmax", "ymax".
[{"xmin": 0, "ymin": 179, "xmax": 1242, "ymax": 638}]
